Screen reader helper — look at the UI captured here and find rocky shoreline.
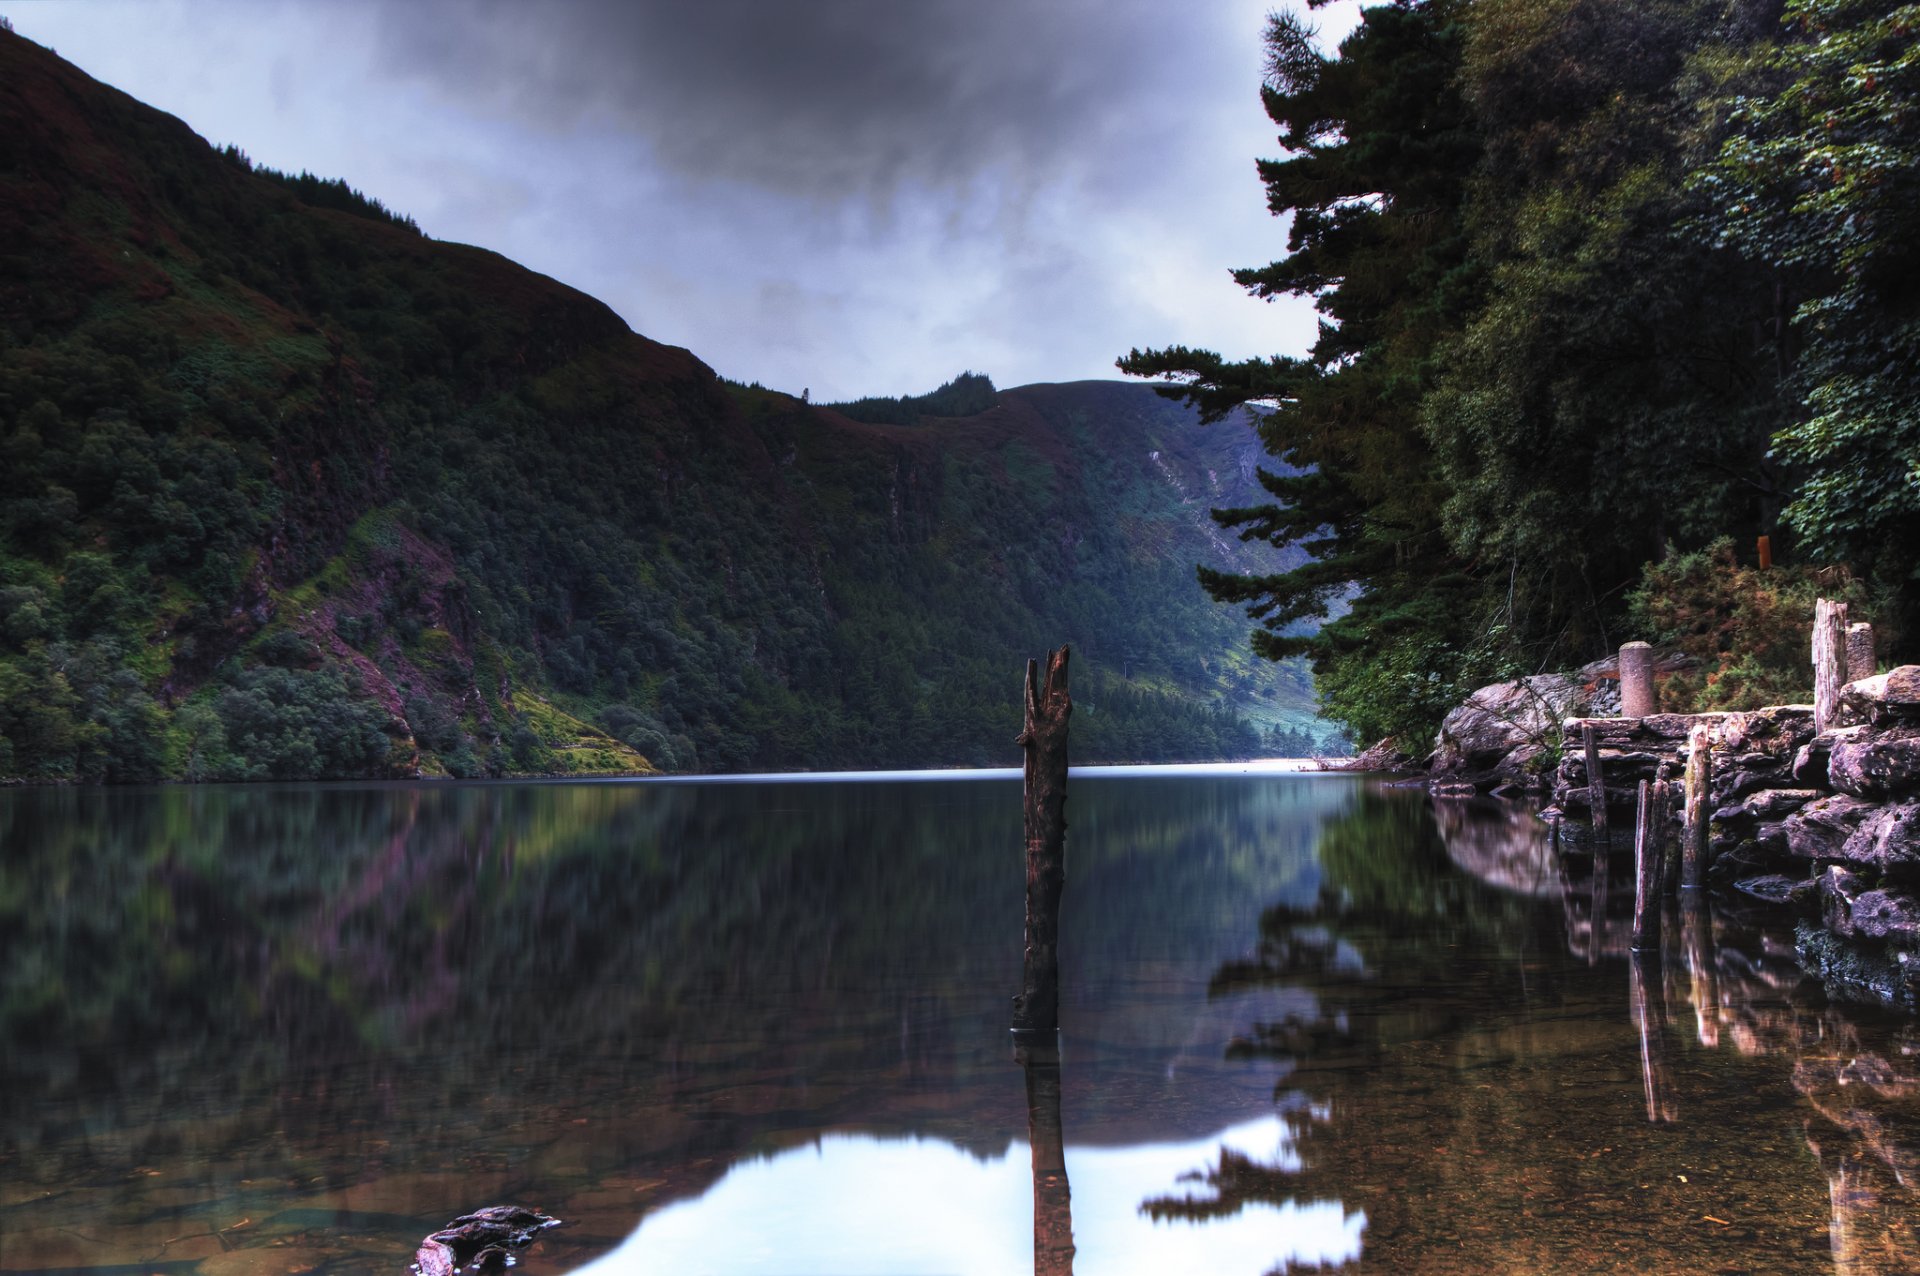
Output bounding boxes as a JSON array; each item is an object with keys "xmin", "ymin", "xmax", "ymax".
[{"xmin": 1421, "ymin": 660, "xmax": 1920, "ymax": 1010}]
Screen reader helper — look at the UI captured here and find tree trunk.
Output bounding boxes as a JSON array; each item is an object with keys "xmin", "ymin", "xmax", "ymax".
[{"xmin": 1013, "ymin": 647, "xmax": 1071, "ymax": 1035}]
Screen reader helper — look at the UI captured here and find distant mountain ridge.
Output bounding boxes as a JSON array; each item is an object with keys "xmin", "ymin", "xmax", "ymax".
[{"xmin": 0, "ymin": 28, "xmax": 1324, "ymax": 781}]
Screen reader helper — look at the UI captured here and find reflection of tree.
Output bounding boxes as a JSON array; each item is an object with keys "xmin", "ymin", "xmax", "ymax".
[{"xmin": 1180, "ymin": 792, "xmax": 1909, "ymax": 1271}]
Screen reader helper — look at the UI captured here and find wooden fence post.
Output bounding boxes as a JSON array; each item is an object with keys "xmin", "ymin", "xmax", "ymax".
[
  {"xmin": 1013, "ymin": 647, "xmax": 1071, "ymax": 1036},
  {"xmin": 1682, "ymin": 724, "xmax": 1713, "ymax": 889},
  {"xmin": 1632, "ymin": 780, "xmax": 1660, "ymax": 951},
  {"xmin": 1846, "ymin": 622, "xmax": 1877, "ymax": 683},
  {"xmin": 1814, "ymin": 598, "xmax": 1849, "ymax": 733},
  {"xmin": 1619, "ymin": 641, "xmax": 1656, "ymax": 719},
  {"xmin": 1585, "ymin": 722, "xmax": 1608, "ymax": 839}
]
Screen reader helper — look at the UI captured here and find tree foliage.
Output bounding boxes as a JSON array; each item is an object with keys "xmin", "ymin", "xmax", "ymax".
[{"xmin": 1129, "ymin": 0, "xmax": 1910, "ymax": 748}]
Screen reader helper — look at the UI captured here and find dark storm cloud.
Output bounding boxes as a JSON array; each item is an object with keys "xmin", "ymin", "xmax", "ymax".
[{"xmin": 372, "ymin": 0, "xmax": 1207, "ymax": 204}]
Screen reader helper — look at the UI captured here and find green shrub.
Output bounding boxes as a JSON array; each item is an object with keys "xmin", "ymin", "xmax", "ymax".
[{"xmin": 1628, "ymin": 539, "xmax": 1889, "ymax": 712}]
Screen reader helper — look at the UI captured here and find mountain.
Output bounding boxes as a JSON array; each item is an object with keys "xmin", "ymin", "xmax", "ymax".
[{"xmin": 0, "ymin": 28, "xmax": 1323, "ymax": 782}]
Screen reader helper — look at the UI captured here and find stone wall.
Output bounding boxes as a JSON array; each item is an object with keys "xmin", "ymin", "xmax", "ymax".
[{"xmin": 1543, "ymin": 667, "xmax": 1920, "ymax": 1008}]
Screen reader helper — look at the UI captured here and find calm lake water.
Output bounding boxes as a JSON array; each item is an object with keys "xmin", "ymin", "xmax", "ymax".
[{"xmin": 4, "ymin": 770, "xmax": 1918, "ymax": 1274}]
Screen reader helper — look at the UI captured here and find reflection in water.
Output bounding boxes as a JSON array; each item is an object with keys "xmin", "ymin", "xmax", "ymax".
[
  {"xmin": 1016, "ymin": 1039, "xmax": 1075, "ymax": 1275},
  {"xmin": 570, "ymin": 1117, "xmax": 1363, "ymax": 1276},
  {"xmin": 7, "ymin": 778, "xmax": 1920, "ymax": 1273}
]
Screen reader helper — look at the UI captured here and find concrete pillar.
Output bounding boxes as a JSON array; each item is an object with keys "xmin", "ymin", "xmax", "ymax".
[{"xmin": 1619, "ymin": 641, "xmax": 1656, "ymax": 719}]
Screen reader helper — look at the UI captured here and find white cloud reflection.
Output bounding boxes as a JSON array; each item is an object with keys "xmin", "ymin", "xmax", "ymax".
[{"xmin": 575, "ymin": 1115, "xmax": 1364, "ymax": 1276}]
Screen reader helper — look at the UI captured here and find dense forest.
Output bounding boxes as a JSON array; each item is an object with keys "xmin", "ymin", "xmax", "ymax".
[
  {"xmin": 1124, "ymin": 0, "xmax": 1916, "ymax": 748},
  {"xmin": 0, "ymin": 28, "xmax": 1332, "ymax": 784}
]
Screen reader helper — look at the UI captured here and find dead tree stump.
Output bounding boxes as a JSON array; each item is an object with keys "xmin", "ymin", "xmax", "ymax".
[{"xmin": 1013, "ymin": 647, "xmax": 1071, "ymax": 1036}]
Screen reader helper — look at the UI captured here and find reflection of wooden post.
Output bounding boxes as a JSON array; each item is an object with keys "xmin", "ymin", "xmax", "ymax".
[
  {"xmin": 1013, "ymin": 648, "xmax": 1071, "ymax": 1035},
  {"xmin": 1016, "ymin": 1040, "xmax": 1076, "ymax": 1276},
  {"xmin": 1682, "ymin": 725, "xmax": 1713, "ymax": 890},
  {"xmin": 1588, "ymin": 838, "xmax": 1609, "ymax": 965},
  {"xmin": 1619, "ymin": 641, "xmax": 1656, "ymax": 719},
  {"xmin": 1584, "ymin": 723, "xmax": 1608, "ymax": 839},
  {"xmin": 1846, "ymin": 622, "xmax": 1876, "ymax": 682},
  {"xmin": 1629, "ymin": 951, "xmax": 1677, "ymax": 1124},
  {"xmin": 1681, "ymin": 895, "xmax": 1719, "ymax": 1048},
  {"xmin": 1632, "ymin": 781, "xmax": 1660, "ymax": 951},
  {"xmin": 1814, "ymin": 599, "xmax": 1849, "ymax": 733}
]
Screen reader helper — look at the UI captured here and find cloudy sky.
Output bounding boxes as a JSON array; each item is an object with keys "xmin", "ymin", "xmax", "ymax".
[{"xmin": 5, "ymin": 1, "xmax": 1355, "ymax": 401}]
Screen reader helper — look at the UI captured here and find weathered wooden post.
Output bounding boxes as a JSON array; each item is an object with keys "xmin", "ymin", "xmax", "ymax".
[
  {"xmin": 1756, "ymin": 534, "xmax": 1772, "ymax": 569},
  {"xmin": 1846, "ymin": 622, "xmax": 1877, "ymax": 683},
  {"xmin": 1013, "ymin": 647, "xmax": 1071, "ymax": 1036},
  {"xmin": 1619, "ymin": 641, "xmax": 1656, "ymax": 719},
  {"xmin": 1656, "ymin": 779, "xmax": 1681, "ymax": 894},
  {"xmin": 1682, "ymin": 724, "xmax": 1713, "ymax": 889},
  {"xmin": 1814, "ymin": 598, "xmax": 1850, "ymax": 733},
  {"xmin": 1632, "ymin": 780, "xmax": 1661, "ymax": 951},
  {"xmin": 1015, "ymin": 1038, "xmax": 1076, "ymax": 1275},
  {"xmin": 1584, "ymin": 722, "xmax": 1608, "ymax": 839}
]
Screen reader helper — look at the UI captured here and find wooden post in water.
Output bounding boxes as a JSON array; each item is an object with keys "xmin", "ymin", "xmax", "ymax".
[
  {"xmin": 1631, "ymin": 780, "xmax": 1660, "ymax": 951},
  {"xmin": 1682, "ymin": 724, "xmax": 1713, "ymax": 890},
  {"xmin": 1814, "ymin": 598, "xmax": 1850, "ymax": 733},
  {"xmin": 1656, "ymin": 779, "xmax": 1681, "ymax": 894},
  {"xmin": 1846, "ymin": 622, "xmax": 1877, "ymax": 682},
  {"xmin": 1013, "ymin": 647, "xmax": 1071, "ymax": 1036},
  {"xmin": 1015, "ymin": 1038, "xmax": 1076, "ymax": 1275},
  {"xmin": 1619, "ymin": 641, "xmax": 1656, "ymax": 719},
  {"xmin": 1584, "ymin": 722, "xmax": 1608, "ymax": 839}
]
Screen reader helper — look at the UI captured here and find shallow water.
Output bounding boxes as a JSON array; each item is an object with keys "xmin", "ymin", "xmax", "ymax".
[{"xmin": 3, "ymin": 772, "xmax": 1917, "ymax": 1274}]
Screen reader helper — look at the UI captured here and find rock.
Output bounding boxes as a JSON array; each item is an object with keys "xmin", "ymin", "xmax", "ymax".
[
  {"xmin": 1347, "ymin": 738, "xmax": 1416, "ymax": 771},
  {"xmin": 1430, "ymin": 674, "xmax": 1579, "ymax": 788},
  {"xmin": 1829, "ymin": 726, "xmax": 1920, "ymax": 799},
  {"xmin": 1783, "ymin": 795, "xmax": 1880, "ymax": 862},
  {"xmin": 1734, "ymin": 874, "xmax": 1818, "ymax": 908},
  {"xmin": 1793, "ymin": 731, "xmax": 1843, "ymax": 784},
  {"xmin": 1713, "ymin": 788, "xmax": 1824, "ymax": 824},
  {"xmin": 1843, "ymin": 804, "xmax": 1920, "ymax": 883},
  {"xmin": 1835, "ymin": 666, "xmax": 1920, "ymax": 728},
  {"xmin": 1796, "ymin": 922, "xmax": 1920, "ymax": 1010},
  {"xmin": 1821, "ymin": 866, "xmax": 1920, "ymax": 945}
]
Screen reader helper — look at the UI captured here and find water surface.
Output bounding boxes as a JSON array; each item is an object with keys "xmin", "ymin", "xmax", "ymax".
[{"xmin": 3, "ymin": 772, "xmax": 1917, "ymax": 1274}]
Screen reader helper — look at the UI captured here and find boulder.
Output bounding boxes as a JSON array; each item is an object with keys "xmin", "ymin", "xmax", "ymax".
[
  {"xmin": 1821, "ymin": 866, "xmax": 1920, "ymax": 945},
  {"xmin": 1829, "ymin": 726, "xmax": 1920, "ymax": 799},
  {"xmin": 1793, "ymin": 730, "xmax": 1847, "ymax": 784},
  {"xmin": 1430, "ymin": 674, "xmax": 1579, "ymax": 789},
  {"xmin": 1783, "ymin": 795, "xmax": 1879, "ymax": 862},
  {"xmin": 1835, "ymin": 666, "xmax": 1920, "ymax": 729},
  {"xmin": 1715, "ymin": 787, "xmax": 1825, "ymax": 822}
]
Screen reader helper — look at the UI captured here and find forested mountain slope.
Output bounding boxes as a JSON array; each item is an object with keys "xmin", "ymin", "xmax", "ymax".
[{"xmin": 0, "ymin": 29, "xmax": 1319, "ymax": 781}]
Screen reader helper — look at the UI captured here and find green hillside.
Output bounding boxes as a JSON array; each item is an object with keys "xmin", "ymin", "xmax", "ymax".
[{"xmin": 0, "ymin": 29, "xmax": 1322, "ymax": 782}]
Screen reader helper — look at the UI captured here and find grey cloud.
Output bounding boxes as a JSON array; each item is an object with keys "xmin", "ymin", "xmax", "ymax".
[{"xmin": 371, "ymin": 0, "xmax": 1242, "ymax": 205}]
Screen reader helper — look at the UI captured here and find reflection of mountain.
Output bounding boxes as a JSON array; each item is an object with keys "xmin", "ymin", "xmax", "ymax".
[{"xmin": 0, "ymin": 774, "xmax": 1357, "ymax": 1275}]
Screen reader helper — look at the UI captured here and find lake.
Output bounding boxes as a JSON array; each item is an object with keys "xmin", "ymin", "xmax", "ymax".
[{"xmin": 3, "ymin": 770, "xmax": 1917, "ymax": 1274}]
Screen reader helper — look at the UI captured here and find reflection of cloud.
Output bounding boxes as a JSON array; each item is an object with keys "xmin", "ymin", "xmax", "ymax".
[{"xmin": 577, "ymin": 1117, "xmax": 1363, "ymax": 1276}]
